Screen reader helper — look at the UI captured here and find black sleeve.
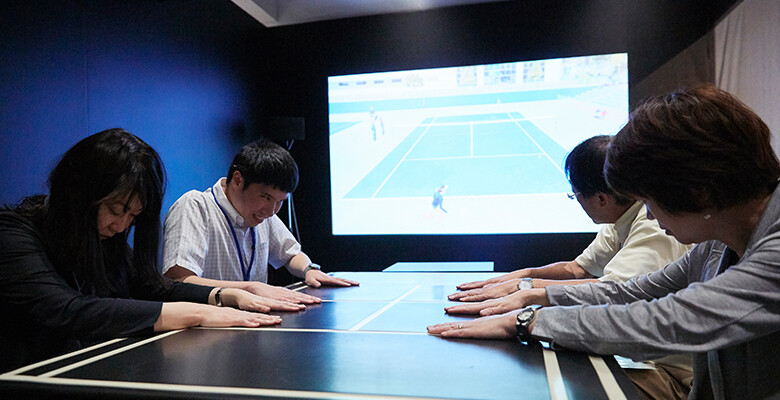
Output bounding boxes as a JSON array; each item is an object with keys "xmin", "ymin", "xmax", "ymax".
[
  {"xmin": 0, "ymin": 212, "xmax": 162, "ymax": 340},
  {"xmin": 130, "ymin": 274, "xmax": 214, "ymax": 304}
]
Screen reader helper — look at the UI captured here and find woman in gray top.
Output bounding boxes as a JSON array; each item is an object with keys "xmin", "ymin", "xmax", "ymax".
[{"xmin": 428, "ymin": 85, "xmax": 780, "ymax": 400}]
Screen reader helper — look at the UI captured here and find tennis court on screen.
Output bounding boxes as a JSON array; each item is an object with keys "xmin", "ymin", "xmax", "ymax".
[{"xmin": 344, "ymin": 111, "xmax": 570, "ymax": 200}]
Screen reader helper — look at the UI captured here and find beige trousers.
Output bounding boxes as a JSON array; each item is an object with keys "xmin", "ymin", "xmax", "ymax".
[{"xmin": 624, "ymin": 364, "xmax": 693, "ymax": 400}]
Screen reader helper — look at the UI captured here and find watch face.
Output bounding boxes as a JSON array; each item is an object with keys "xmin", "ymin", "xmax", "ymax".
[
  {"xmin": 517, "ymin": 307, "xmax": 535, "ymax": 324},
  {"xmin": 518, "ymin": 279, "xmax": 533, "ymax": 290}
]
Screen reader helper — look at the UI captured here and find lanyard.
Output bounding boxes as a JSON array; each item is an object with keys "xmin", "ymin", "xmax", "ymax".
[{"xmin": 211, "ymin": 189, "xmax": 256, "ymax": 281}]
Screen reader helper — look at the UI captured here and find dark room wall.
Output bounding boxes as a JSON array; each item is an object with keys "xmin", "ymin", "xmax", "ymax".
[
  {"xmin": 1, "ymin": 0, "xmax": 738, "ymax": 279},
  {"xmin": 259, "ymin": 0, "xmax": 737, "ymax": 274},
  {"xmin": 261, "ymin": 1, "xmax": 631, "ymax": 274},
  {"xmin": 0, "ymin": 0, "xmax": 267, "ymax": 218}
]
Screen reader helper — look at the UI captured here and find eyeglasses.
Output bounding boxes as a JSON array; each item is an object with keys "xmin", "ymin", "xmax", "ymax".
[{"xmin": 566, "ymin": 192, "xmax": 581, "ymax": 200}]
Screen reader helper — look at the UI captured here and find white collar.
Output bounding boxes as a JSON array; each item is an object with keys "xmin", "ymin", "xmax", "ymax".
[
  {"xmin": 614, "ymin": 201, "xmax": 644, "ymax": 239},
  {"xmin": 211, "ymin": 178, "xmax": 247, "ymax": 229}
]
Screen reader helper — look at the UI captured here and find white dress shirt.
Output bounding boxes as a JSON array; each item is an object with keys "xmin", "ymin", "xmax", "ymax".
[
  {"xmin": 575, "ymin": 201, "xmax": 692, "ymax": 282},
  {"xmin": 162, "ymin": 178, "xmax": 301, "ymax": 282}
]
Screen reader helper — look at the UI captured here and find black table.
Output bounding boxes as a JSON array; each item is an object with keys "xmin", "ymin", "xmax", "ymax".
[{"xmin": 0, "ymin": 272, "xmax": 639, "ymax": 399}]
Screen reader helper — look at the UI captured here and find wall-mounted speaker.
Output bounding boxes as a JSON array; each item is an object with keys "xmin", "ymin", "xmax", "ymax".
[{"xmin": 263, "ymin": 117, "xmax": 305, "ymax": 141}]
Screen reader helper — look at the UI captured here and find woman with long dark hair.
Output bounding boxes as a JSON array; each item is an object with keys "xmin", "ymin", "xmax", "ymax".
[{"xmin": 0, "ymin": 129, "xmax": 288, "ymax": 372}]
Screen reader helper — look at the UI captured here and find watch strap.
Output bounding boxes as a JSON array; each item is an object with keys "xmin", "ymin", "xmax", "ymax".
[
  {"xmin": 515, "ymin": 306, "xmax": 536, "ymax": 341},
  {"xmin": 302, "ymin": 263, "xmax": 321, "ymax": 277},
  {"xmin": 515, "ymin": 306, "xmax": 556, "ymax": 349},
  {"xmin": 214, "ymin": 287, "xmax": 225, "ymax": 307}
]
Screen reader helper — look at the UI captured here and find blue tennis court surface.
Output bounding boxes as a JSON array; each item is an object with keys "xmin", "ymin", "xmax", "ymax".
[{"xmin": 344, "ymin": 112, "xmax": 569, "ymax": 199}]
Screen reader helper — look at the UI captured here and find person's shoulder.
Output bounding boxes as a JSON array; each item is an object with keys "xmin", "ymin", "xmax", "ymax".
[
  {"xmin": 591, "ymin": 221, "xmax": 616, "ymax": 242},
  {"xmin": 165, "ymin": 189, "xmax": 218, "ymax": 228},
  {"xmin": 0, "ymin": 209, "xmax": 27, "ymax": 226},
  {"xmin": 628, "ymin": 207, "xmax": 665, "ymax": 234},
  {"xmin": 0, "ymin": 209, "xmax": 40, "ymax": 245},
  {"xmin": 175, "ymin": 189, "xmax": 210, "ymax": 203},
  {"xmin": 258, "ymin": 215, "xmax": 295, "ymax": 238},
  {"xmin": 263, "ymin": 215, "xmax": 288, "ymax": 228},
  {"xmin": 755, "ymin": 209, "xmax": 780, "ymax": 243},
  {"xmin": 0, "ymin": 199, "xmax": 40, "ymax": 227},
  {"xmin": 169, "ymin": 189, "xmax": 213, "ymax": 211},
  {"xmin": 627, "ymin": 213, "xmax": 692, "ymax": 256},
  {"xmin": 629, "ymin": 204, "xmax": 651, "ymax": 224}
]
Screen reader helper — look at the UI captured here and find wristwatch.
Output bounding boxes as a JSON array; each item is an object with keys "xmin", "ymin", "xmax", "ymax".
[
  {"xmin": 515, "ymin": 306, "xmax": 536, "ymax": 342},
  {"xmin": 302, "ymin": 263, "xmax": 321, "ymax": 277},
  {"xmin": 515, "ymin": 306, "xmax": 556, "ymax": 348},
  {"xmin": 517, "ymin": 277, "xmax": 533, "ymax": 291},
  {"xmin": 214, "ymin": 287, "xmax": 225, "ymax": 307}
]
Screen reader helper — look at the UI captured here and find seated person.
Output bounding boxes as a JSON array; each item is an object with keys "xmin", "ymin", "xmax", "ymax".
[
  {"xmin": 0, "ymin": 129, "xmax": 283, "ymax": 373},
  {"xmin": 447, "ymin": 134, "xmax": 694, "ymax": 400},
  {"xmin": 450, "ymin": 135, "xmax": 691, "ymax": 304},
  {"xmin": 163, "ymin": 138, "xmax": 357, "ymax": 302},
  {"xmin": 428, "ymin": 85, "xmax": 780, "ymax": 400}
]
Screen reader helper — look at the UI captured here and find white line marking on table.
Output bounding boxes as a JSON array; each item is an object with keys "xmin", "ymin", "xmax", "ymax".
[
  {"xmin": 0, "ymin": 337, "xmax": 127, "ymax": 377},
  {"xmin": 195, "ymin": 326, "xmax": 430, "ymax": 335},
  {"xmin": 590, "ymin": 355, "xmax": 628, "ymax": 400},
  {"xmin": 0, "ymin": 375, "xmax": 449, "ymax": 400},
  {"xmin": 349, "ymin": 285, "xmax": 421, "ymax": 330},
  {"xmin": 39, "ymin": 330, "xmax": 183, "ymax": 378},
  {"xmin": 543, "ymin": 348, "xmax": 569, "ymax": 400}
]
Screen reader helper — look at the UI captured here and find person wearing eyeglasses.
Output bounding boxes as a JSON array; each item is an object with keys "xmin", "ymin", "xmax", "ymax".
[
  {"xmin": 448, "ymin": 135, "xmax": 691, "ymax": 305},
  {"xmin": 429, "ymin": 86, "xmax": 780, "ymax": 400},
  {"xmin": 445, "ymin": 134, "xmax": 695, "ymax": 399}
]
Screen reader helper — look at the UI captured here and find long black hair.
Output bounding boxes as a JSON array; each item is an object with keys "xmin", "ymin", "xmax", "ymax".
[{"xmin": 36, "ymin": 128, "xmax": 167, "ymax": 296}]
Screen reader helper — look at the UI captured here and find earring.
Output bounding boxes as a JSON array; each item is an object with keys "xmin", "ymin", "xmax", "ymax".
[{"xmin": 703, "ymin": 214, "xmax": 711, "ymax": 220}]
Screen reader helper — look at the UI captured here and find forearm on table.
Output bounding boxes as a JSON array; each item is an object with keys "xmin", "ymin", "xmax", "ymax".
[
  {"xmin": 527, "ymin": 288, "xmax": 552, "ymax": 306},
  {"xmin": 545, "ymin": 263, "xmax": 686, "ymax": 308},
  {"xmin": 532, "ymin": 278, "xmax": 600, "ymax": 288},
  {"xmin": 178, "ymin": 274, "xmax": 257, "ymax": 291},
  {"xmin": 555, "ymin": 260, "xmax": 694, "ymax": 307},
  {"xmin": 545, "ymin": 279, "xmax": 631, "ymax": 307},
  {"xmin": 165, "ymin": 264, "xmax": 263, "ymax": 292},
  {"xmin": 520, "ymin": 261, "xmax": 592, "ymax": 280},
  {"xmin": 153, "ymin": 302, "xmax": 206, "ymax": 331},
  {"xmin": 286, "ymin": 253, "xmax": 313, "ymax": 278},
  {"xmin": 533, "ymin": 276, "xmax": 768, "ymax": 360}
]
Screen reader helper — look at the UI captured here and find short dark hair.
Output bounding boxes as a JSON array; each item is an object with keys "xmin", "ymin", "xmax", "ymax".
[
  {"xmin": 227, "ymin": 138, "xmax": 299, "ymax": 193},
  {"xmin": 565, "ymin": 135, "xmax": 631, "ymax": 205},
  {"xmin": 605, "ymin": 85, "xmax": 780, "ymax": 214}
]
